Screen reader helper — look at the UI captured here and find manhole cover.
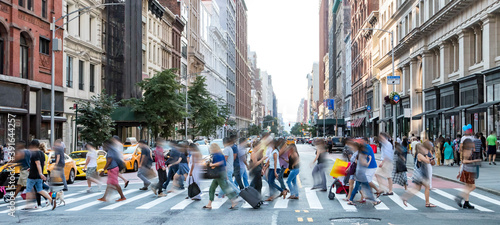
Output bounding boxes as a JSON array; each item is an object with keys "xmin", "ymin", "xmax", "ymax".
[{"xmin": 330, "ymin": 217, "xmax": 381, "ymax": 223}]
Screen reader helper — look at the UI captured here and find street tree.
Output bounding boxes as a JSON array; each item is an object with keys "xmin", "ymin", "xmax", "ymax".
[
  {"xmin": 75, "ymin": 92, "xmax": 117, "ymax": 147},
  {"xmin": 248, "ymin": 124, "xmax": 261, "ymax": 136},
  {"xmin": 263, "ymin": 115, "xmax": 278, "ymax": 134},
  {"xmin": 123, "ymin": 69, "xmax": 185, "ymax": 138},
  {"xmin": 187, "ymin": 76, "xmax": 229, "ymax": 138}
]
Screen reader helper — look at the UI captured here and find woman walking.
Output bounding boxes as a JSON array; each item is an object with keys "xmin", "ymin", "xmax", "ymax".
[
  {"xmin": 344, "ymin": 139, "xmax": 365, "ymax": 202},
  {"xmin": 347, "ymin": 141, "xmax": 381, "ymax": 206},
  {"xmin": 401, "ymin": 142, "xmax": 436, "ymax": 207},
  {"xmin": 83, "ymin": 143, "xmax": 102, "ymax": 192},
  {"xmin": 286, "ymin": 144, "xmax": 300, "ymax": 199},
  {"xmin": 455, "ymin": 139, "xmax": 482, "ymax": 209},
  {"xmin": 265, "ymin": 140, "xmax": 288, "ymax": 201},
  {"xmin": 249, "ymin": 140, "xmax": 268, "ymax": 194},
  {"xmin": 311, "ymin": 139, "xmax": 327, "ymax": 191},
  {"xmin": 392, "ymin": 143, "xmax": 408, "ymax": 190},
  {"xmin": 203, "ymin": 143, "xmax": 239, "ymax": 209},
  {"xmin": 188, "ymin": 143, "xmax": 202, "ymax": 200},
  {"xmin": 169, "ymin": 144, "xmax": 190, "ymax": 192},
  {"xmin": 443, "ymin": 138, "xmax": 454, "ymax": 166}
]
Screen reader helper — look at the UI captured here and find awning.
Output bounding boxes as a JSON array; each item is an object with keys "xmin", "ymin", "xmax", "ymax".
[
  {"xmin": 314, "ymin": 119, "xmax": 345, "ymax": 126},
  {"xmin": 412, "ymin": 110, "xmax": 436, "ymax": 120},
  {"xmin": 369, "ymin": 116, "xmax": 379, "ymax": 123},
  {"xmin": 0, "ymin": 106, "xmax": 28, "ymax": 114},
  {"xmin": 41, "ymin": 116, "xmax": 67, "ymax": 122},
  {"xmin": 443, "ymin": 104, "xmax": 478, "ymax": 116},
  {"xmin": 466, "ymin": 100, "xmax": 500, "ymax": 114},
  {"xmin": 111, "ymin": 106, "xmax": 147, "ymax": 123},
  {"xmin": 382, "ymin": 117, "xmax": 393, "ymax": 122},
  {"xmin": 351, "ymin": 117, "xmax": 365, "ymax": 128},
  {"xmin": 426, "ymin": 107, "xmax": 455, "ymax": 118}
]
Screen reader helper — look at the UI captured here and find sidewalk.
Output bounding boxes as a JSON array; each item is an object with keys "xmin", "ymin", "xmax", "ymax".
[{"xmin": 374, "ymin": 151, "xmax": 500, "ymax": 195}]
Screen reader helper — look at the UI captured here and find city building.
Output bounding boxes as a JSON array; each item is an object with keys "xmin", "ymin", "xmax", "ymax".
[
  {"xmin": 306, "ymin": 73, "xmax": 315, "ymax": 124},
  {"xmin": 183, "ymin": 0, "xmax": 205, "ymax": 77},
  {"xmin": 328, "ymin": 0, "xmax": 336, "ymax": 100},
  {"xmin": 372, "ymin": 0, "xmax": 500, "ymax": 140},
  {"xmin": 296, "ymin": 99, "xmax": 305, "ymax": 123},
  {"xmin": 266, "ymin": 73, "xmax": 274, "ymax": 117},
  {"xmin": 273, "ymin": 92, "xmax": 278, "ymax": 118},
  {"xmin": 0, "ymin": 0, "xmax": 64, "ymax": 144},
  {"xmin": 249, "ymin": 50, "xmax": 263, "ymax": 126},
  {"xmin": 319, "ymin": 0, "xmax": 328, "ymax": 106},
  {"xmin": 344, "ymin": 32, "xmax": 352, "ymax": 136},
  {"xmin": 261, "ymin": 70, "xmax": 269, "ymax": 116},
  {"xmin": 62, "ymin": 0, "xmax": 103, "ymax": 152},
  {"xmin": 350, "ymin": 0, "xmax": 378, "ymax": 137},
  {"xmin": 334, "ymin": 0, "xmax": 351, "ymax": 120},
  {"xmin": 200, "ymin": 0, "xmax": 228, "ymax": 138},
  {"xmin": 235, "ymin": 0, "xmax": 251, "ymax": 130}
]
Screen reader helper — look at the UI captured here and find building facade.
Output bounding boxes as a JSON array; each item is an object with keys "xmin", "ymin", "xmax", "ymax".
[
  {"xmin": 350, "ymin": 0, "xmax": 378, "ymax": 137},
  {"xmin": 235, "ymin": 0, "xmax": 251, "ymax": 130},
  {"xmin": 319, "ymin": 0, "xmax": 328, "ymax": 109},
  {"xmin": 0, "ymin": 0, "xmax": 64, "ymax": 145},
  {"xmin": 334, "ymin": 0, "xmax": 351, "ymax": 121},
  {"xmin": 344, "ymin": 33, "xmax": 352, "ymax": 136},
  {"xmin": 372, "ymin": 0, "xmax": 500, "ymax": 140}
]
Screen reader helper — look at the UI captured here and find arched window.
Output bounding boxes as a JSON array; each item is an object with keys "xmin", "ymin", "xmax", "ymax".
[
  {"xmin": 0, "ymin": 24, "xmax": 7, "ymax": 75},
  {"xmin": 20, "ymin": 34, "xmax": 29, "ymax": 79}
]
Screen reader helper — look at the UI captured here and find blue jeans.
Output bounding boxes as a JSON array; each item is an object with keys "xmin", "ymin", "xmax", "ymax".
[
  {"xmin": 268, "ymin": 168, "xmax": 284, "ymax": 196},
  {"xmin": 349, "ymin": 181, "xmax": 377, "ymax": 202},
  {"xmin": 26, "ymin": 179, "xmax": 43, "ymax": 193},
  {"xmin": 278, "ymin": 166, "xmax": 287, "ymax": 190},
  {"xmin": 286, "ymin": 168, "xmax": 300, "ymax": 197},
  {"xmin": 239, "ymin": 168, "xmax": 249, "ymax": 188}
]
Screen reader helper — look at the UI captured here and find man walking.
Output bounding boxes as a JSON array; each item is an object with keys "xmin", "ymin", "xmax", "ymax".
[
  {"xmin": 163, "ymin": 143, "xmax": 182, "ymax": 190},
  {"xmin": 137, "ymin": 140, "xmax": 154, "ymax": 190},
  {"xmin": 486, "ymin": 131, "xmax": 497, "ymax": 165},
  {"xmin": 52, "ymin": 139, "xmax": 68, "ymax": 191},
  {"xmin": 11, "ymin": 141, "xmax": 30, "ymax": 199},
  {"xmin": 25, "ymin": 140, "xmax": 54, "ymax": 210}
]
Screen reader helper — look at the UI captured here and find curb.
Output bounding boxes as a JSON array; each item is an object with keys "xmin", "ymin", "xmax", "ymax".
[{"xmin": 374, "ymin": 155, "xmax": 500, "ymax": 196}]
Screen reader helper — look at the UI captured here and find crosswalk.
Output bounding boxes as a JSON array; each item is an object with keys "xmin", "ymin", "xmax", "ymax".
[{"xmin": 2, "ymin": 185, "xmax": 500, "ymax": 213}]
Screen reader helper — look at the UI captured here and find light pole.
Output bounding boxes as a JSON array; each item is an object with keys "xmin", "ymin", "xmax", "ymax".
[
  {"xmin": 50, "ymin": 2, "xmax": 125, "ymax": 147},
  {"xmin": 359, "ymin": 28, "xmax": 396, "ymax": 142}
]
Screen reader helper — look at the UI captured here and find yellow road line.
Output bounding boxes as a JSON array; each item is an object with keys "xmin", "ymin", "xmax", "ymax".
[
  {"xmin": 303, "ymin": 210, "xmax": 309, "ymax": 213},
  {"xmin": 295, "ymin": 210, "xmax": 300, "ymax": 213},
  {"xmin": 307, "ymin": 218, "xmax": 313, "ymax": 222},
  {"xmin": 297, "ymin": 217, "xmax": 304, "ymax": 222}
]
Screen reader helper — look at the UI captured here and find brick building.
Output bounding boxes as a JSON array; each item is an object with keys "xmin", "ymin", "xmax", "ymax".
[
  {"xmin": 0, "ymin": 0, "xmax": 64, "ymax": 144},
  {"xmin": 319, "ymin": 0, "xmax": 328, "ymax": 111},
  {"xmin": 350, "ymin": 0, "xmax": 378, "ymax": 137},
  {"xmin": 235, "ymin": 0, "xmax": 251, "ymax": 130}
]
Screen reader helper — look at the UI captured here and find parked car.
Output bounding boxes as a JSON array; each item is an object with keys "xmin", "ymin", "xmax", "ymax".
[
  {"xmin": 47, "ymin": 152, "xmax": 77, "ymax": 184},
  {"xmin": 329, "ymin": 137, "xmax": 345, "ymax": 153}
]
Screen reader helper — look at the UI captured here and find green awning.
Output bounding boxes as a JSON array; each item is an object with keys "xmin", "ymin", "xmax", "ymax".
[
  {"xmin": 111, "ymin": 107, "xmax": 147, "ymax": 123},
  {"xmin": 315, "ymin": 119, "xmax": 345, "ymax": 126}
]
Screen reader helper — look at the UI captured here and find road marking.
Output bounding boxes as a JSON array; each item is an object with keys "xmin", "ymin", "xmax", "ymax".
[
  {"xmin": 136, "ymin": 190, "xmax": 185, "ymax": 209},
  {"xmin": 335, "ymin": 196, "xmax": 357, "ymax": 212},
  {"xmin": 211, "ymin": 196, "xmax": 228, "ymax": 209},
  {"xmin": 273, "ymin": 198, "xmax": 288, "ymax": 208},
  {"xmin": 303, "ymin": 210, "xmax": 309, "ymax": 213},
  {"xmin": 307, "ymin": 217, "xmax": 313, "ymax": 222},
  {"xmin": 387, "ymin": 193, "xmax": 417, "ymax": 210},
  {"xmin": 305, "ymin": 188, "xmax": 323, "ymax": 209},
  {"xmin": 297, "ymin": 175, "xmax": 302, "ymax": 188},
  {"xmin": 457, "ymin": 189, "xmax": 500, "ymax": 206},
  {"xmin": 297, "ymin": 217, "xmax": 303, "ymax": 222},
  {"xmin": 35, "ymin": 193, "xmax": 102, "ymax": 212},
  {"xmin": 433, "ymin": 189, "xmax": 492, "ymax": 212},
  {"xmin": 295, "ymin": 210, "xmax": 300, "ymax": 212},
  {"xmin": 100, "ymin": 191, "xmax": 153, "ymax": 210},
  {"xmin": 414, "ymin": 192, "xmax": 457, "ymax": 210},
  {"xmin": 374, "ymin": 201, "xmax": 390, "ymax": 210},
  {"xmin": 171, "ymin": 193, "xmax": 205, "ymax": 210},
  {"xmin": 66, "ymin": 189, "xmax": 138, "ymax": 211}
]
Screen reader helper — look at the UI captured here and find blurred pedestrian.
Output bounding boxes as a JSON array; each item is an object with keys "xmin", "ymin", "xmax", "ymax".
[
  {"xmin": 265, "ymin": 139, "xmax": 287, "ymax": 201},
  {"xmin": 188, "ymin": 143, "xmax": 202, "ymax": 200},
  {"xmin": 486, "ymin": 131, "xmax": 497, "ymax": 165},
  {"xmin": 375, "ymin": 133, "xmax": 394, "ymax": 195},
  {"xmin": 286, "ymin": 144, "xmax": 300, "ymax": 199},
  {"xmin": 137, "ymin": 140, "xmax": 154, "ymax": 191},
  {"xmin": 231, "ymin": 135, "xmax": 244, "ymax": 190},
  {"xmin": 401, "ymin": 142, "xmax": 435, "ymax": 208},
  {"xmin": 443, "ymin": 138, "xmax": 454, "ymax": 166},
  {"xmin": 83, "ymin": 143, "xmax": 102, "ymax": 193},
  {"xmin": 455, "ymin": 139, "xmax": 482, "ymax": 209},
  {"xmin": 152, "ymin": 138, "xmax": 167, "ymax": 197},
  {"xmin": 51, "ymin": 139, "xmax": 68, "ymax": 191},
  {"xmin": 434, "ymin": 136, "xmax": 443, "ymax": 166},
  {"xmin": 11, "ymin": 141, "xmax": 30, "ymax": 199},
  {"xmin": 203, "ymin": 143, "xmax": 239, "ymax": 209},
  {"xmin": 237, "ymin": 138, "xmax": 250, "ymax": 188},
  {"xmin": 219, "ymin": 137, "xmax": 239, "ymax": 197},
  {"xmin": 311, "ymin": 139, "xmax": 327, "ymax": 191},
  {"xmin": 348, "ymin": 141, "xmax": 381, "ymax": 206},
  {"xmin": 453, "ymin": 134, "xmax": 462, "ymax": 166},
  {"xmin": 473, "ymin": 133, "xmax": 483, "ymax": 163},
  {"xmin": 163, "ymin": 143, "xmax": 182, "ymax": 190},
  {"xmin": 401, "ymin": 137, "xmax": 409, "ymax": 162},
  {"xmin": 169, "ymin": 143, "xmax": 189, "ymax": 192},
  {"xmin": 392, "ymin": 143, "xmax": 408, "ymax": 190},
  {"xmin": 25, "ymin": 139, "xmax": 54, "ymax": 210},
  {"xmin": 278, "ymin": 139, "xmax": 290, "ymax": 195},
  {"xmin": 111, "ymin": 136, "xmax": 130, "ymax": 188},
  {"xmin": 98, "ymin": 140, "xmax": 126, "ymax": 202},
  {"xmin": 344, "ymin": 139, "xmax": 364, "ymax": 202},
  {"xmin": 249, "ymin": 139, "xmax": 268, "ymax": 194},
  {"xmin": 423, "ymin": 141, "xmax": 436, "ymax": 189}
]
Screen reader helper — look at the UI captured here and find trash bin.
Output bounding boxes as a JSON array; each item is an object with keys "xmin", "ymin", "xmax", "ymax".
[{"xmin": 370, "ymin": 144, "xmax": 377, "ymax": 154}]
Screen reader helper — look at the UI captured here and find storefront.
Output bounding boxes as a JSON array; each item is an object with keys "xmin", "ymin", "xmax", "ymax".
[
  {"xmin": 0, "ymin": 81, "xmax": 29, "ymax": 144},
  {"xmin": 383, "ymin": 104, "xmax": 393, "ymax": 135},
  {"xmin": 350, "ymin": 117, "xmax": 366, "ymax": 137},
  {"xmin": 397, "ymin": 97, "xmax": 410, "ymax": 138},
  {"xmin": 437, "ymin": 82, "xmax": 459, "ymax": 139},
  {"xmin": 477, "ymin": 66, "xmax": 500, "ymax": 135},
  {"xmin": 459, "ymin": 74, "xmax": 485, "ymax": 134},
  {"xmin": 424, "ymin": 87, "xmax": 439, "ymax": 140}
]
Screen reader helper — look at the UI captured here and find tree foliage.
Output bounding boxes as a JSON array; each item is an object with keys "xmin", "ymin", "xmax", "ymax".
[
  {"xmin": 263, "ymin": 115, "xmax": 278, "ymax": 134},
  {"xmin": 122, "ymin": 69, "xmax": 185, "ymax": 138},
  {"xmin": 187, "ymin": 76, "xmax": 229, "ymax": 138},
  {"xmin": 248, "ymin": 124, "xmax": 261, "ymax": 136},
  {"xmin": 75, "ymin": 92, "xmax": 117, "ymax": 147}
]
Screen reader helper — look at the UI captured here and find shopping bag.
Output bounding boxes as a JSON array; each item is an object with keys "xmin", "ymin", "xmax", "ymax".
[
  {"xmin": 188, "ymin": 177, "xmax": 201, "ymax": 198},
  {"xmin": 329, "ymin": 159, "xmax": 349, "ymax": 178}
]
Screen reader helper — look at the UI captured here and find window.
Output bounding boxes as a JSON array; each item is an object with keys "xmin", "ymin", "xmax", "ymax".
[
  {"xmin": 0, "ymin": 36, "xmax": 4, "ymax": 74},
  {"xmin": 89, "ymin": 64, "xmax": 95, "ymax": 92},
  {"xmin": 66, "ymin": 56, "xmax": 73, "ymax": 87},
  {"xmin": 78, "ymin": 60, "xmax": 84, "ymax": 90},
  {"xmin": 27, "ymin": 0, "xmax": 33, "ymax": 11},
  {"xmin": 42, "ymin": 0, "xmax": 47, "ymax": 18},
  {"xmin": 65, "ymin": 5, "xmax": 69, "ymax": 31},
  {"xmin": 89, "ymin": 17, "xmax": 93, "ymax": 42},
  {"xmin": 181, "ymin": 41, "xmax": 187, "ymax": 58},
  {"xmin": 39, "ymin": 37, "xmax": 50, "ymax": 55},
  {"xmin": 78, "ymin": 12, "xmax": 82, "ymax": 37},
  {"xmin": 20, "ymin": 35, "xmax": 29, "ymax": 79},
  {"xmin": 19, "ymin": 0, "xmax": 24, "ymax": 7}
]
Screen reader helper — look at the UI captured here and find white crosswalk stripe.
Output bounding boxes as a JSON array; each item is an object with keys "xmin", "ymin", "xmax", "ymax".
[
  {"xmin": 415, "ymin": 192, "xmax": 458, "ymax": 210},
  {"xmin": 457, "ymin": 188, "xmax": 500, "ymax": 206},
  {"xmin": 335, "ymin": 196, "xmax": 357, "ymax": 212},
  {"xmin": 210, "ymin": 196, "xmax": 228, "ymax": 209},
  {"xmin": 100, "ymin": 191, "xmax": 153, "ymax": 210},
  {"xmin": 273, "ymin": 198, "xmax": 288, "ymax": 208},
  {"xmin": 66, "ymin": 189, "xmax": 139, "ymax": 211},
  {"xmin": 171, "ymin": 193, "xmax": 205, "ymax": 210},
  {"xmin": 433, "ymin": 189, "xmax": 493, "ymax": 212},
  {"xmin": 35, "ymin": 192, "xmax": 102, "ymax": 212},
  {"xmin": 304, "ymin": 188, "xmax": 323, "ymax": 209},
  {"xmin": 136, "ymin": 190, "xmax": 185, "ymax": 209},
  {"xmin": 387, "ymin": 193, "xmax": 417, "ymax": 210}
]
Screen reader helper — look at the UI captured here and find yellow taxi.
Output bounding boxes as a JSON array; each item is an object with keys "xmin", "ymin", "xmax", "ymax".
[
  {"xmin": 47, "ymin": 151, "xmax": 77, "ymax": 184},
  {"xmin": 69, "ymin": 150, "xmax": 107, "ymax": 178},
  {"xmin": 123, "ymin": 144, "xmax": 142, "ymax": 172},
  {"xmin": 286, "ymin": 137, "xmax": 295, "ymax": 145},
  {"xmin": 0, "ymin": 151, "xmax": 49, "ymax": 187}
]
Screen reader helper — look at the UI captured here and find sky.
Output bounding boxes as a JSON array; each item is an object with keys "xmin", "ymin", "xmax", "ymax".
[{"xmin": 246, "ymin": 0, "xmax": 319, "ymax": 127}]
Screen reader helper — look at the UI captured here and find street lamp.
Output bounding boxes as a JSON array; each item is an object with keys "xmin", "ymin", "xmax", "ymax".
[
  {"xmin": 359, "ymin": 28, "xmax": 396, "ymax": 143},
  {"xmin": 49, "ymin": 2, "xmax": 125, "ymax": 147},
  {"xmin": 184, "ymin": 70, "xmax": 210, "ymax": 141}
]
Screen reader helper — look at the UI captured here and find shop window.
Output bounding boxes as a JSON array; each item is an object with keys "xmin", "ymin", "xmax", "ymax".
[{"xmin": 461, "ymin": 89, "xmax": 478, "ymax": 105}]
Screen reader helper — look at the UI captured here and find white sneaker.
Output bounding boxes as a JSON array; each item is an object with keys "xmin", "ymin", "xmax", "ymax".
[{"xmin": 86, "ymin": 188, "xmax": 92, "ymax": 193}]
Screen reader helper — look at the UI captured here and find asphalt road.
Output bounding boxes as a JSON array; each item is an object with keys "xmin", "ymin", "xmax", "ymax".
[{"xmin": 3, "ymin": 144, "xmax": 500, "ymax": 225}]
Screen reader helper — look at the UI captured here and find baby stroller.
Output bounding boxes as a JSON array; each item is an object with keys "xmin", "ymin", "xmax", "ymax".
[
  {"xmin": 328, "ymin": 148, "xmax": 352, "ymax": 200},
  {"xmin": 0, "ymin": 163, "xmax": 20, "ymax": 203}
]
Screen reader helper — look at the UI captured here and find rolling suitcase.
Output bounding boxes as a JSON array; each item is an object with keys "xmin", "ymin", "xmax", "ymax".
[{"xmin": 239, "ymin": 186, "xmax": 262, "ymax": 209}]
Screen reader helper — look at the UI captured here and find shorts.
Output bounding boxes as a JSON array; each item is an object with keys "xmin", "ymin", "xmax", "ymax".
[
  {"xmin": 86, "ymin": 167, "xmax": 98, "ymax": 179},
  {"xmin": 107, "ymin": 167, "xmax": 119, "ymax": 186},
  {"xmin": 366, "ymin": 168, "xmax": 376, "ymax": 182},
  {"xmin": 460, "ymin": 171, "xmax": 475, "ymax": 184},
  {"xmin": 26, "ymin": 178, "xmax": 43, "ymax": 193},
  {"xmin": 18, "ymin": 169, "xmax": 29, "ymax": 186},
  {"xmin": 375, "ymin": 161, "xmax": 394, "ymax": 179},
  {"xmin": 177, "ymin": 163, "xmax": 189, "ymax": 175},
  {"xmin": 487, "ymin": 145, "xmax": 497, "ymax": 155}
]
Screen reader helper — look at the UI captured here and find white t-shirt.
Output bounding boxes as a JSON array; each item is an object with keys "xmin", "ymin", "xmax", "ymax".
[
  {"xmin": 269, "ymin": 149, "xmax": 280, "ymax": 169},
  {"xmin": 223, "ymin": 146, "xmax": 234, "ymax": 173},
  {"xmin": 86, "ymin": 149, "xmax": 98, "ymax": 167},
  {"xmin": 266, "ymin": 146, "xmax": 273, "ymax": 163},
  {"xmin": 460, "ymin": 135, "xmax": 474, "ymax": 147}
]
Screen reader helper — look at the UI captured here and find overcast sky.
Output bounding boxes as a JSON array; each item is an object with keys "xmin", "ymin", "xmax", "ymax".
[{"xmin": 246, "ymin": 0, "xmax": 319, "ymax": 129}]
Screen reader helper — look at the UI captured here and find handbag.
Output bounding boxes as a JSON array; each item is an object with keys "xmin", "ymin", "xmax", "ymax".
[
  {"xmin": 203, "ymin": 165, "xmax": 221, "ymax": 179},
  {"xmin": 188, "ymin": 176, "xmax": 201, "ymax": 198},
  {"xmin": 345, "ymin": 161, "xmax": 356, "ymax": 176},
  {"xmin": 396, "ymin": 157, "xmax": 407, "ymax": 173}
]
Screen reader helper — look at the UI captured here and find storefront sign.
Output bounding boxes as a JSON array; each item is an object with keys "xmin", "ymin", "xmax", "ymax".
[{"xmin": 474, "ymin": 113, "xmax": 478, "ymax": 121}]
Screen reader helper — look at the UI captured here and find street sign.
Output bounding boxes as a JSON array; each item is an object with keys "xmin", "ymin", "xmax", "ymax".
[
  {"xmin": 367, "ymin": 106, "xmax": 371, "ymax": 111},
  {"xmin": 387, "ymin": 76, "xmax": 401, "ymax": 85},
  {"xmin": 327, "ymin": 99, "xmax": 335, "ymax": 110},
  {"xmin": 393, "ymin": 94, "xmax": 400, "ymax": 103}
]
